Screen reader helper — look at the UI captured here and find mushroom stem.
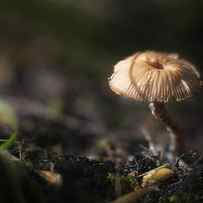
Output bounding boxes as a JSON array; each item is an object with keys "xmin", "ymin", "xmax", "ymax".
[{"xmin": 148, "ymin": 102, "xmax": 185, "ymax": 156}]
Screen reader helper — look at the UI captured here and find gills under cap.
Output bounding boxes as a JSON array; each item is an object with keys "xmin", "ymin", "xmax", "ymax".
[{"xmin": 109, "ymin": 51, "xmax": 200, "ymax": 103}]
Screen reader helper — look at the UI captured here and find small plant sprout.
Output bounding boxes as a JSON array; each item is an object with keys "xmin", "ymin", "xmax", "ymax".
[
  {"xmin": 109, "ymin": 51, "xmax": 201, "ymax": 156},
  {"xmin": 140, "ymin": 164, "xmax": 174, "ymax": 187},
  {"xmin": 112, "ymin": 164, "xmax": 174, "ymax": 203}
]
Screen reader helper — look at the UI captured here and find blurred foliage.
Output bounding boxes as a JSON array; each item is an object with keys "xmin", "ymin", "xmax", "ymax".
[
  {"xmin": 0, "ymin": 0, "xmax": 202, "ymax": 151},
  {"xmin": 0, "ymin": 100, "xmax": 17, "ymax": 150},
  {"xmin": 1, "ymin": 0, "xmax": 203, "ymax": 75}
]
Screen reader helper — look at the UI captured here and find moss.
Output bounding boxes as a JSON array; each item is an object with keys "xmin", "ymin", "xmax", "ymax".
[{"xmin": 107, "ymin": 173, "xmax": 138, "ymax": 194}]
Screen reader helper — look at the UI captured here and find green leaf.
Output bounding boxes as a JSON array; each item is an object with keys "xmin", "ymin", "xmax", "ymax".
[{"xmin": 0, "ymin": 131, "xmax": 16, "ymax": 150}]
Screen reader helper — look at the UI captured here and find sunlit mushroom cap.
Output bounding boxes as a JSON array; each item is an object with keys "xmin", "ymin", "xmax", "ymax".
[{"xmin": 109, "ymin": 51, "xmax": 200, "ymax": 102}]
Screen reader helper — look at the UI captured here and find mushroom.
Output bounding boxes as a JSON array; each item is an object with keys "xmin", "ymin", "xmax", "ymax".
[{"xmin": 109, "ymin": 51, "xmax": 201, "ymax": 156}]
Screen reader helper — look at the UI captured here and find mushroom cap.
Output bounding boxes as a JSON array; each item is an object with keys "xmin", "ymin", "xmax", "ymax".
[{"xmin": 109, "ymin": 51, "xmax": 200, "ymax": 102}]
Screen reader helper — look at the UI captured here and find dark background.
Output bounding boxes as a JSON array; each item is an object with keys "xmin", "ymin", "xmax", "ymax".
[{"xmin": 0, "ymin": 0, "xmax": 202, "ymax": 153}]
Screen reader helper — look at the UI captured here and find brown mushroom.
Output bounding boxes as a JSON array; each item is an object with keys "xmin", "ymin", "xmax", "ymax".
[{"xmin": 109, "ymin": 51, "xmax": 201, "ymax": 156}]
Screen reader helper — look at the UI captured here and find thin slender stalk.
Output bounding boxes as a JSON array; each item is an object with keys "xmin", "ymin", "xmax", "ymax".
[{"xmin": 149, "ymin": 102, "xmax": 185, "ymax": 156}]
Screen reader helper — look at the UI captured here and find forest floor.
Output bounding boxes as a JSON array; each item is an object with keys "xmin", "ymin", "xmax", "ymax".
[{"xmin": 0, "ymin": 108, "xmax": 202, "ymax": 203}]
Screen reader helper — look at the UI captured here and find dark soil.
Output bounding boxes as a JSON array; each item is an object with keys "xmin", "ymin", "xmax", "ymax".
[{"xmin": 0, "ymin": 112, "xmax": 202, "ymax": 203}]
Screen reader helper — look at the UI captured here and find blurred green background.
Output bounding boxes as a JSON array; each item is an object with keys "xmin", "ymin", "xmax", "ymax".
[{"xmin": 0, "ymin": 0, "xmax": 202, "ymax": 153}]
